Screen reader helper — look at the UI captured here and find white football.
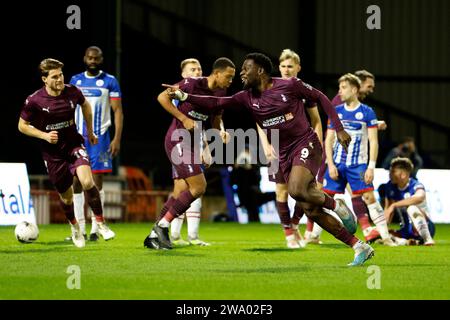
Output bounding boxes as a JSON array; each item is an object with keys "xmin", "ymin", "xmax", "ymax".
[{"xmin": 15, "ymin": 221, "xmax": 39, "ymax": 243}]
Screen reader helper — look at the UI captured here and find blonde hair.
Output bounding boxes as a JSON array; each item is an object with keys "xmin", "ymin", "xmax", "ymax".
[
  {"xmin": 279, "ymin": 49, "xmax": 300, "ymax": 65},
  {"xmin": 338, "ymin": 73, "xmax": 361, "ymax": 90},
  {"xmin": 180, "ymin": 58, "xmax": 201, "ymax": 72}
]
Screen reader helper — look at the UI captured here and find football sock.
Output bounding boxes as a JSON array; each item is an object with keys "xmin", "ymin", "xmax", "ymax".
[
  {"xmin": 159, "ymin": 190, "xmax": 196, "ymax": 226},
  {"xmin": 306, "ymin": 218, "xmax": 314, "ymax": 232},
  {"xmin": 187, "ymin": 212, "xmax": 201, "ymax": 240},
  {"xmin": 323, "ymin": 193, "xmax": 337, "ymax": 210},
  {"xmin": 61, "ymin": 201, "xmax": 77, "ymax": 225},
  {"xmin": 291, "ymin": 204, "xmax": 304, "ymax": 225},
  {"xmin": 157, "ymin": 196, "xmax": 175, "ymax": 222},
  {"xmin": 187, "ymin": 197, "xmax": 202, "ymax": 239},
  {"xmin": 276, "ymin": 201, "xmax": 292, "ymax": 236},
  {"xmin": 407, "ymin": 206, "xmax": 433, "ymax": 242},
  {"xmin": 335, "ymin": 227, "xmax": 359, "ymax": 247},
  {"xmin": 170, "ymin": 214, "xmax": 185, "ymax": 239},
  {"xmin": 73, "ymin": 192, "xmax": 85, "ymax": 234},
  {"xmin": 85, "ymin": 186, "xmax": 104, "ymax": 222},
  {"xmin": 351, "ymin": 196, "xmax": 371, "ymax": 230},
  {"xmin": 312, "ymin": 221, "xmax": 324, "ymax": 238},
  {"xmin": 90, "ymin": 189, "xmax": 104, "ymax": 234},
  {"xmin": 367, "ymin": 202, "xmax": 390, "ymax": 239}
]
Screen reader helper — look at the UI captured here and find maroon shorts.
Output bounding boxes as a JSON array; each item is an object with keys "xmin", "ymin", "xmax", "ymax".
[
  {"xmin": 280, "ymin": 135, "xmax": 323, "ymax": 184},
  {"xmin": 44, "ymin": 146, "xmax": 91, "ymax": 194},
  {"xmin": 165, "ymin": 138, "xmax": 203, "ymax": 180},
  {"xmin": 268, "ymin": 170, "xmax": 286, "ymax": 184}
]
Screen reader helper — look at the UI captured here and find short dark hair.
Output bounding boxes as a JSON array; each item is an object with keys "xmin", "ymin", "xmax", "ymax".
[
  {"xmin": 212, "ymin": 57, "xmax": 235, "ymax": 71},
  {"xmin": 245, "ymin": 52, "xmax": 273, "ymax": 75},
  {"xmin": 390, "ymin": 157, "xmax": 414, "ymax": 173},
  {"xmin": 86, "ymin": 46, "xmax": 103, "ymax": 56},
  {"xmin": 39, "ymin": 58, "xmax": 64, "ymax": 77},
  {"xmin": 354, "ymin": 70, "xmax": 375, "ymax": 82}
]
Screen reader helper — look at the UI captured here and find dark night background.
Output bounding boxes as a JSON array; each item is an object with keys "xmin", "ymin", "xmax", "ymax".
[{"xmin": 1, "ymin": 0, "xmax": 448, "ymax": 190}]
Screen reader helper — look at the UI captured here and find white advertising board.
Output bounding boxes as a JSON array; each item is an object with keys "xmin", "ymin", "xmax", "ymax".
[
  {"xmin": 258, "ymin": 167, "xmax": 450, "ymax": 224},
  {"xmin": 0, "ymin": 163, "xmax": 36, "ymax": 226}
]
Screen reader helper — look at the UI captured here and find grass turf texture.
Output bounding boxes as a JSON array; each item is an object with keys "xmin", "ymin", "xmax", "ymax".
[{"xmin": 0, "ymin": 222, "xmax": 449, "ymax": 300}]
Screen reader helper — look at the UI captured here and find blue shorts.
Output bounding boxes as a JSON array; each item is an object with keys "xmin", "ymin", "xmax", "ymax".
[
  {"xmin": 323, "ymin": 163, "xmax": 374, "ymax": 194},
  {"xmin": 83, "ymin": 131, "xmax": 112, "ymax": 173}
]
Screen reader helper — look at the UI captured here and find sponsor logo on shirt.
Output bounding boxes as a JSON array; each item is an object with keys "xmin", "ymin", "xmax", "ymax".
[
  {"xmin": 262, "ymin": 112, "xmax": 294, "ymax": 127},
  {"xmin": 45, "ymin": 119, "xmax": 75, "ymax": 131}
]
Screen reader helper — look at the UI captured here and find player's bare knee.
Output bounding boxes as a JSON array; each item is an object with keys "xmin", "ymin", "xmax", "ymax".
[
  {"xmin": 406, "ymin": 205, "xmax": 422, "ymax": 218},
  {"xmin": 190, "ymin": 185, "xmax": 206, "ymax": 198},
  {"xmin": 59, "ymin": 193, "xmax": 73, "ymax": 205},
  {"xmin": 288, "ymin": 187, "xmax": 307, "ymax": 202},
  {"xmin": 302, "ymin": 204, "xmax": 316, "ymax": 217},
  {"xmin": 362, "ymin": 192, "xmax": 376, "ymax": 204},
  {"xmin": 79, "ymin": 177, "xmax": 95, "ymax": 191}
]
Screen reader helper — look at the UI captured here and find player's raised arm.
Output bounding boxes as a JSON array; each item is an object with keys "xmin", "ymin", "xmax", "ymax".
[
  {"xmin": 293, "ymin": 79, "xmax": 351, "ymax": 153},
  {"xmin": 162, "ymin": 84, "xmax": 244, "ymax": 111},
  {"xmin": 158, "ymin": 86, "xmax": 196, "ymax": 131}
]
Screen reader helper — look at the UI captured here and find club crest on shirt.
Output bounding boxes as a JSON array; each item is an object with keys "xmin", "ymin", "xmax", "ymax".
[
  {"xmin": 285, "ymin": 112, "xmax": 293, "ymax": 121},
  {"xmin": 96, "ymin": 79, "xmax": 104, "ymax": 87},
  {"xmin": 355, "ymin": 112, "xmax": 364, "ymax": 120}
]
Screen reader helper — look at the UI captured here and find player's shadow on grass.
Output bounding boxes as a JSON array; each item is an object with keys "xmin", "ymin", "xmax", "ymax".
[
  {"xmin": 216, "ymin": 266, "xmax": 311, "ymax": 273},
  {"xmin": 0, "ymin": 241, "xmax": 103, "ymax": 254},
  {"xmin": 146, "ymin": 250, "xmax": 205, "ymax": 257},
  {"xmin": 243, "ymin": 248, "xmax": 304, "ymax": 253},
  {"xmin": 314, "ymin": 243, "xmax": 347, "ymax": 249},
  {"xmin": 244, "ymin": 243, "xmax": 347, "ymax": 252}
]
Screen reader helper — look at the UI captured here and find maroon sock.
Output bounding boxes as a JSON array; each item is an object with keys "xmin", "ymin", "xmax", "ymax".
[
  {"xmin": 322, "ymin": 193, "xmax": 336, "ymax": 210},
  {"xmin": 157, "ymin": 196, "xmax": 176, "ymax": 222},
  {"xmin": 291, "ymin": 204, "xmax": 304, "ymax": 225},
  {"xmin": 306, "ymin": 218, "xmax": 314, "ymax": 232},
  {"xmin": 351, "ymin": 196, "xmax": 371, "ymax": 230},
  {"xmin": 60, "ymin": 201, "xmax": 76, "ymax": 225},
  {"xmin": 335, "ymin": 227, "xmax": 359, "ymax": 247},
  {"xmin": 85, "ymin": 186, "xmax": 104, "ymax": 222},
  {"xmin": 163, "ymin": 190, "xmax": 196, "ymax": 223},
  {"xmin": 276, "ymin": 201, "xmax": 292, "ymax": 232}
]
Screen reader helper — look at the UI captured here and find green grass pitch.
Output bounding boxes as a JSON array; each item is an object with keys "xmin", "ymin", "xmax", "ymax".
[{"xmin": 0, "ymin": 222, "xmax": 449, "ymax": 300}]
